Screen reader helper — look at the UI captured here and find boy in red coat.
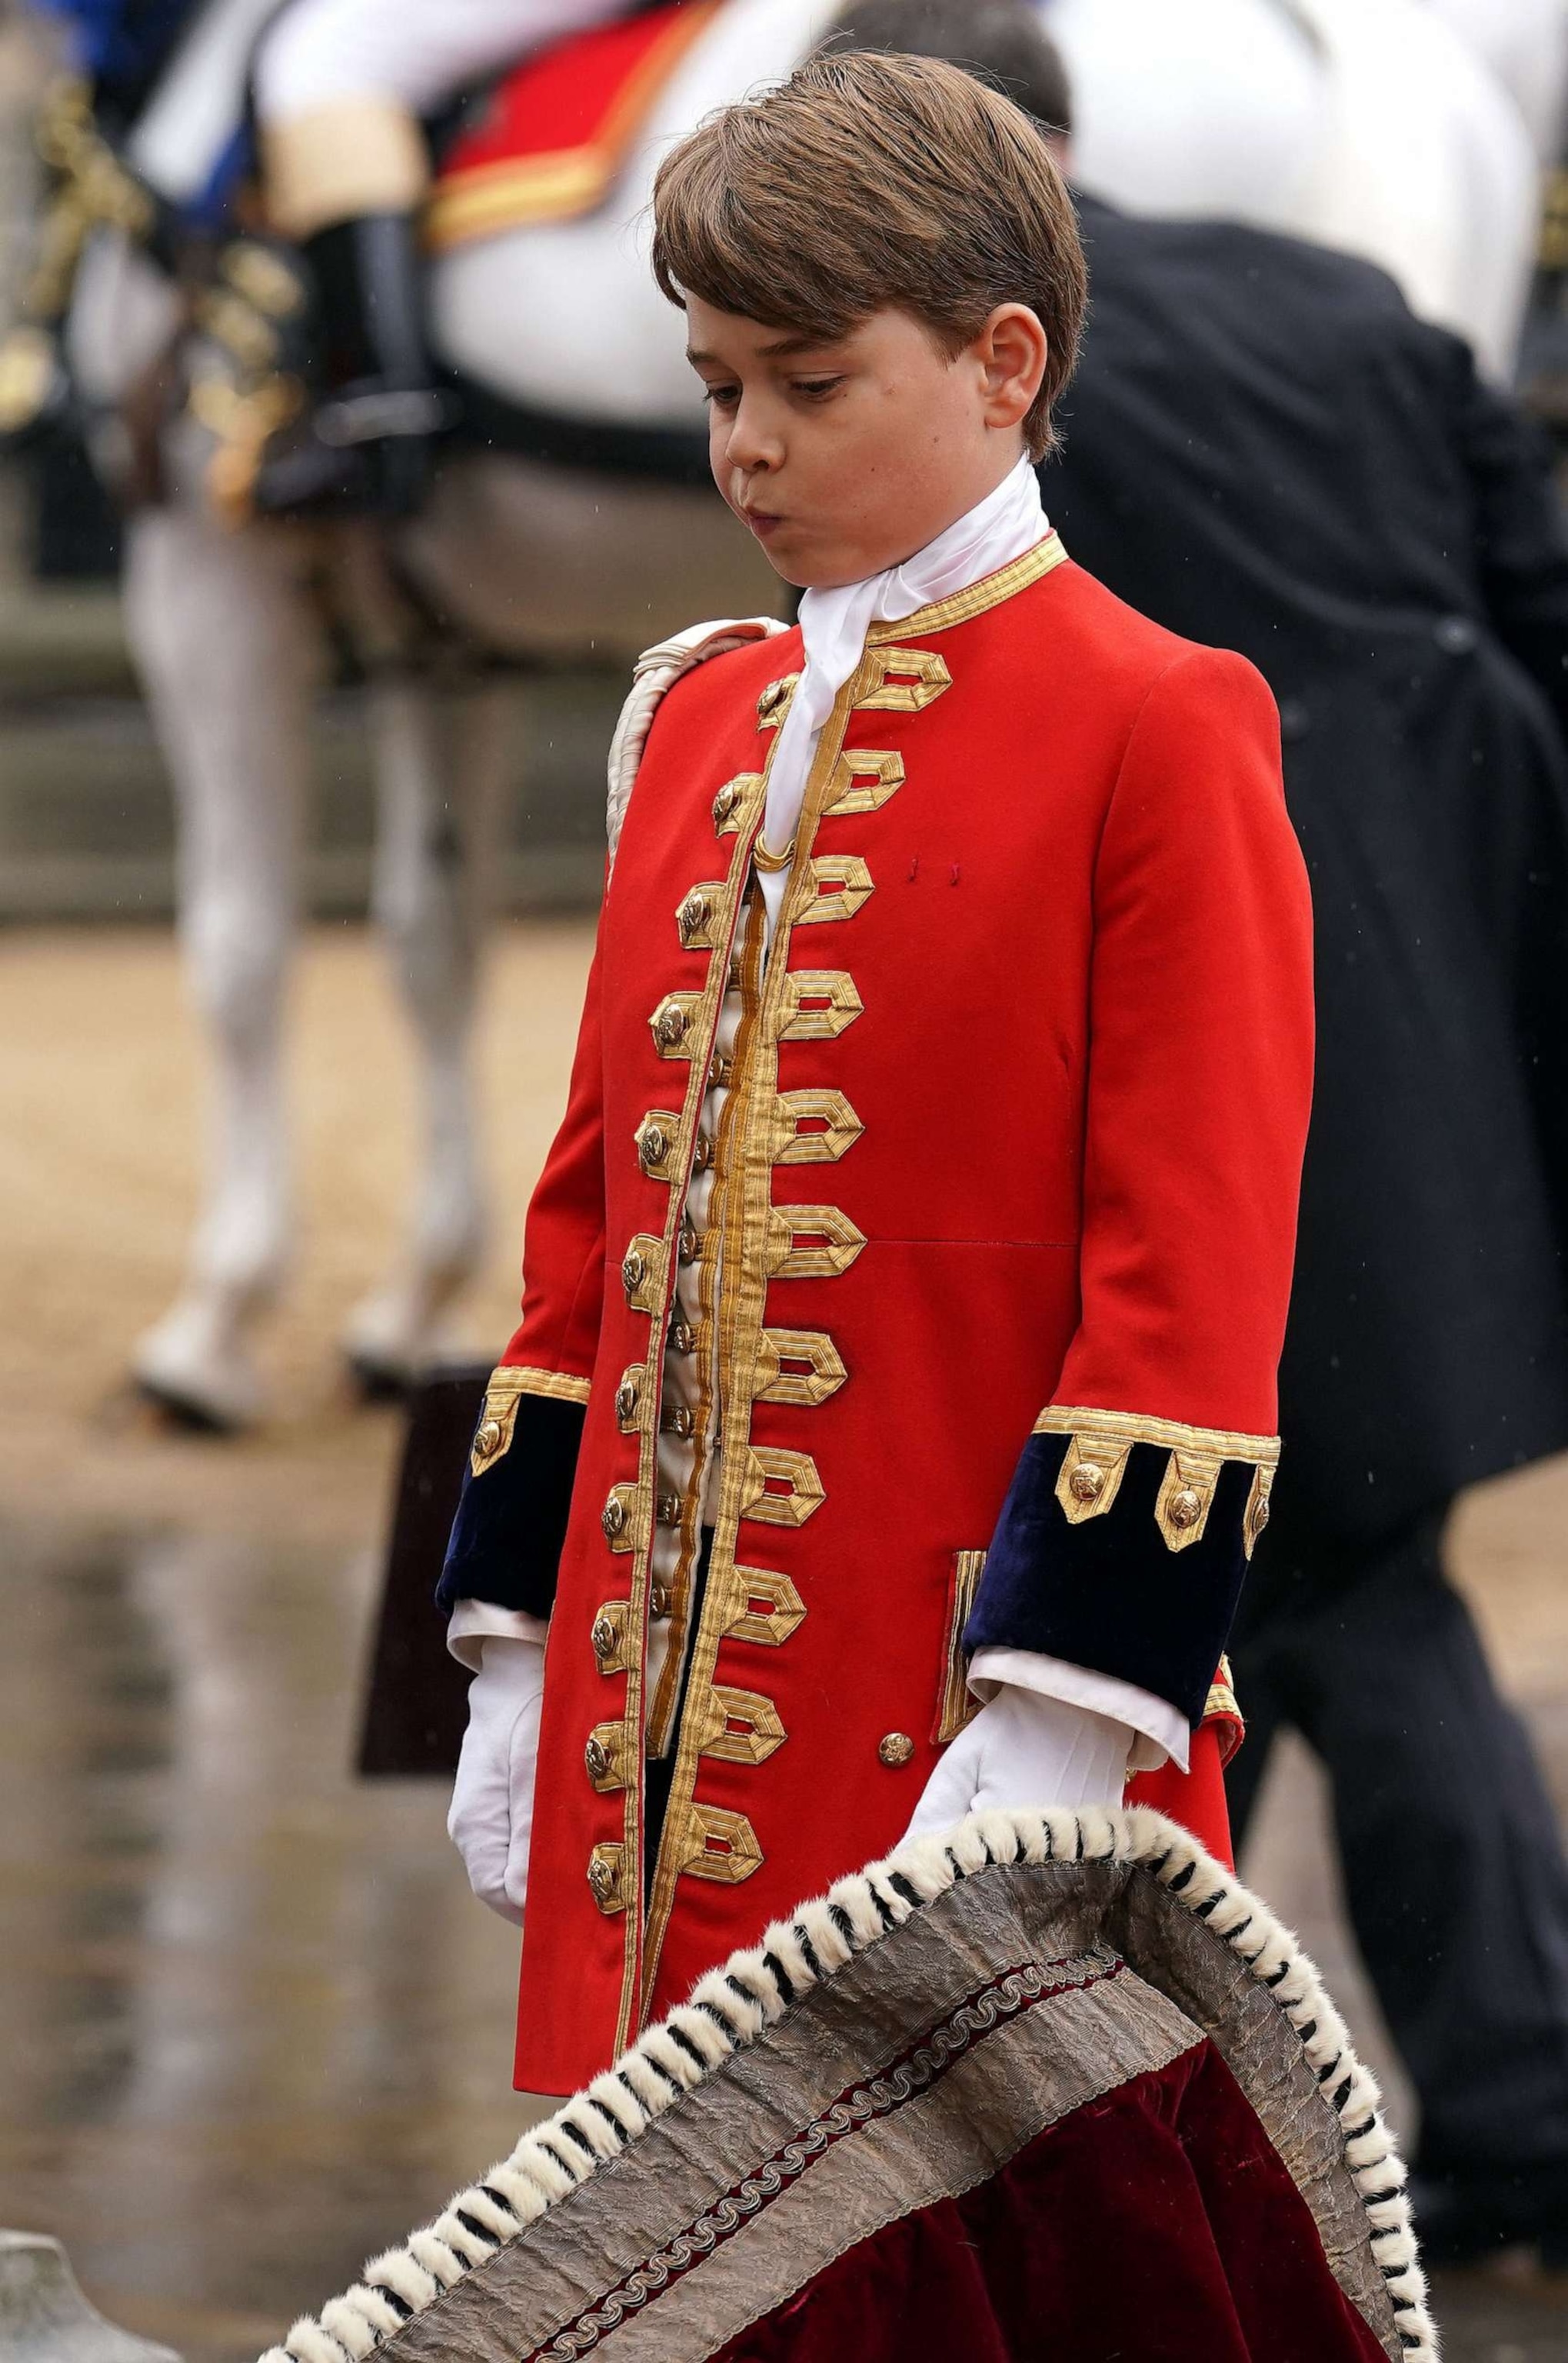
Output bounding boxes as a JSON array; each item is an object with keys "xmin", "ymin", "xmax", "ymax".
[{"xmin": 439, "ymin": 49, "xmax": 1313, "ymax": 2097}]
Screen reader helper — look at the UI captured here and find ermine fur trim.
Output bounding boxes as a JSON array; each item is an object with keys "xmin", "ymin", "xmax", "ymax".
[{"xmin": 256, "ymin": 1806, "xmax": 1437, "ymax": 2363}]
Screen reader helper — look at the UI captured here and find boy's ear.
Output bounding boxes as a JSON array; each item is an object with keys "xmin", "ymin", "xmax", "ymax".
[{"xmin": 977, "ymin": 303, "xmax": 1049, "ymax": 436}]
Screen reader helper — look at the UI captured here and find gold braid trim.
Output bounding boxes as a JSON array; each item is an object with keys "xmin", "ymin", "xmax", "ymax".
[
  {"xmin": 1204, "ymin": 1655, "xmax": 1243, "ymax": 1767},
  {"xmin": 470, "ymin": 1364, "xmax": 591, "ymax": 1477},
  {"xmin": 1205, "ymin": 1655, "xmax": 1241, "ymax": 1729},
  {"xmin": 864, "ymin": 532, "xmax": 1067, "ymax": 642},
  {"xmin": 1034, "ymin": 1405, "xmax": 1279, "ymax": 1558}
]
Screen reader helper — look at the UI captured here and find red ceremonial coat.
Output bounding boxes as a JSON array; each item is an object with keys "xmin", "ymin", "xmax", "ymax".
[{"xmin": 439, "ymin": 536, "xmax": 1314, "ymax": 2097}]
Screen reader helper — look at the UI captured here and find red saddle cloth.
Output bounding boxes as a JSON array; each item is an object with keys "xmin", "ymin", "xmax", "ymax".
[{"xmin": 426, "ymin": 0, "xmax": 724, "ymax": 252}]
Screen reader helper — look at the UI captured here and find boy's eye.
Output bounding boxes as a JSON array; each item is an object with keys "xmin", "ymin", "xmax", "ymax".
[
  {"xmin": 793, "ymin": 376, "xmax": 844, "ymax": 402},
  {"xmin": 703, "ymin": 384, "xmax": 741, "ymax": 411}
]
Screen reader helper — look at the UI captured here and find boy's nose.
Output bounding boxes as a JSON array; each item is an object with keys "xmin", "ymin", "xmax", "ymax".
[{"xmin": 723, "ymin": 402, "xmax": 782, "ymax": 475}]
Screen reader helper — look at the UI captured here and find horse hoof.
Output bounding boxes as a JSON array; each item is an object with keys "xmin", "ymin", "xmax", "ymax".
[
  {"xmin": 131, "ymin": 1301, "xmax": 266, "ymax": 1433},
  {"xmin": 133, "ymin": 1374, "xmax": 245, "ymax": 1435},
  {"xmin": 340, "ymin": 1266, "xmax": 477, "ymax": 1401}
]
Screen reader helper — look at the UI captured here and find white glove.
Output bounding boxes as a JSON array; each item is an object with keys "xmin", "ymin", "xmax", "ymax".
[
  {"xmin": 903, "ymin": 1684, "xmax": 1133, "ymax": 1845},
  {"xmin": 448, "ymin": 1636, "xmax": 546, "ymax": 1926}
]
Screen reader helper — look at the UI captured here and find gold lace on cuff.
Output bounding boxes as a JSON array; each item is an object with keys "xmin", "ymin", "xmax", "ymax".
[
  {"xmin": 1034, "ymin": 1405, "xmax": 1280, "ymax": 1558},
  {"xmin": 471, "ymin": 1362, "xmax": 591, "ymax": 1478}
]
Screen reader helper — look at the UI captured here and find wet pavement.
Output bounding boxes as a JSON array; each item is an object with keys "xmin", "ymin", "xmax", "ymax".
[
  {"xmin": 0, "ymin": 1515, "xmax": 543, "ymax": 2360},
  {"xmin": 2, "ymin": 927, "xmax": 1567, "ymax": 2361},
  {"xmin": 6, "ymin": 1502, "xmax": 1568, "ymax": 2363}
]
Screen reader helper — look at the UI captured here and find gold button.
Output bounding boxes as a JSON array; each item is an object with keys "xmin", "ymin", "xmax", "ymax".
[
  {"xmin": 1251, "ymin": 1494, "xmax": 1270, "ymax": 1532},
  {"xmin": 757, "ymin": 676, "xmax": 796, "ymax": 726},
  {"xmin": 474, "ymin": 1418, "xmax": 502, "ymax": 1458},
  {"xmin": 651, "ymin": 1582, "xmax": 673, "ymax": 1619},
  {"xmin": 693, "ymin": 1132, "xmax": 716, "ymax": 1172},
  {"xmin": 602, "ymin": 1495, "xmax": 628, "ymax": 1541},
  {"xmin": 622, "ymin": 1249, "xmax": 648, "ymax": 1296},
  {"xmin": 663, "ymin": 1404, "xmax": 696, "ymax": 1440},
  {"xmin": 677, "ymin": 890, "xmax": 711, "ymax": 946},
  {"xmin": 879, "ymin": 1732, "xmax": 916, "ymax": 1768},
  {"xmin": 677, "ymin": 1221, "xmax": 700, "ymax": 1265},
  {"xmin": 709, "ymin": 1052, "xmax": 734, "ymax": 1090},
  {"xmin": 588, "ymin": 1851, "xmax": 621, "ymax": 1911},
  {"xmin": 1068, "ymin": 1461, "xmax": 1105, "ymax": 1505},
  {"xmin": 654, "ymin": 1003, "xmax": 689, "ymax": 1051},
  {"xmin": 713, "ymin": 783, "xmax": 740, "ymax": 828},
  {"xmin": 669, "ymin": 1321, "xmax": 697, "ymax": 1355},
  {"xmin": 1170, "ymin": 1487, "xmax": 1203, "ymax": 1531},
  {"xmin": 591, "ymin": 1613, "xmax": 618, "ymax": 1665},
  {"xmin": 614, "ymin": 1378, "xmax": 639, "ymax": 1425},
  {"xmin": 656, "ymin": 1491, "xmax": 681, "ymax": 1526},
  {"xmin": 584, "ymin": 1735, "xmax": 611, "ymax": 1783}
]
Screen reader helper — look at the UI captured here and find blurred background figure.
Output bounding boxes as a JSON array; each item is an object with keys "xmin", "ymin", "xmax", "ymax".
[
  {"xmin": 834, "ymin": 0, "xmax": 1568, "ymax": 2274},
  {"xmin": 248, "ymin": 0, "xmax": 631, "ymax": 518},
  {"xmin": 1045, "ymin": 0, "xmax": 1547, "ymax": 383}
]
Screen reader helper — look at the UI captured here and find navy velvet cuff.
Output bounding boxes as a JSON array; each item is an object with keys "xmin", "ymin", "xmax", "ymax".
[
  {"xmin": 436, "ymin": 1392, "xmax": 587, "ymax": 1620},
  {"xmin": 964, "ymin": 1431, "xmax": 1253, "ymax": 1728}
]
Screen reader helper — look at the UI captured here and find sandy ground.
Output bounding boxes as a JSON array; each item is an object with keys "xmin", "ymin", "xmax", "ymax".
[
  {"xmin": 0, "ymin": 920, "xmax": 597, "ymax": 1546},
  {"xmin": 2, "ymin": 922, "xmax": 1568, "ymax": 2361}
]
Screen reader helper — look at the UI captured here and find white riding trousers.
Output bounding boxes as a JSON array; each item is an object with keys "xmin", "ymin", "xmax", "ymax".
[{"xmin": 254, "ymin": 0, "xmax": 631, "ymax": 122}]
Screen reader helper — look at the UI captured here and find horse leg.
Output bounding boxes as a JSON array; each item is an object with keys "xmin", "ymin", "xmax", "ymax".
[
  {"xmin": 342, "ymin": 667, "xmax": 511, "ymax": 1389},
  {"xmin": 122, "ymin": 505, "xmax": 318, "ymax": 1428}
]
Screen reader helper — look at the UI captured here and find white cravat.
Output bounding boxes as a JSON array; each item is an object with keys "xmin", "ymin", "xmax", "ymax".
[{"xmin": 755, "ymin": 455, "xmax": 1050, "ymax": 942}]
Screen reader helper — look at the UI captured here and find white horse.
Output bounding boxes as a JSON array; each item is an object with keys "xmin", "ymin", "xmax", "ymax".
[
  {"xmin": 1425, "ymin": 0, "xmax": 1568, "ymax": 164},
  {"xmin": 62, "ymin": 0, "xmax": 1547, "ymax": 1426}
]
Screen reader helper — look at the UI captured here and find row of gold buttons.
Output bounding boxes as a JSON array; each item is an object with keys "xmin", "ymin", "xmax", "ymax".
[
  {"xmin": 662, "ymin": 668, "xmax": 923, "ymax": 1886},
  {"xmin": 584, "ymin": 758, "xmax": 772, "ymax": 1918}
]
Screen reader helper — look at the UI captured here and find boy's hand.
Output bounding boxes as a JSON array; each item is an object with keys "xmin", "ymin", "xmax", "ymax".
[
  {"xmin": 448, "ymin": 1636, "xmax": 546, "ymax": 1925},
  {"xmin": 902, "ymin": 1686, "xmax": 1133, "ymax": 1845}
]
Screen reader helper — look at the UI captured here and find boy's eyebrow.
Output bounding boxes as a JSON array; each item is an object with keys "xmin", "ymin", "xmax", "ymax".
[{"xmin": 686, "ymin": 332, "xmax": 839, "ymax": 366}]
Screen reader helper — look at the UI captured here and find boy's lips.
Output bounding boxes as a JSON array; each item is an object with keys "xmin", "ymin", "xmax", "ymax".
[{"xmin": 741, "ymin": 508, "xmax": 783, "ymax": 540}]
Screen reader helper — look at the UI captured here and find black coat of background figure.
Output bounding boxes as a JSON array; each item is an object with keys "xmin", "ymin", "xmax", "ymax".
[
  {"xmin": 1043, "ymin": 195, "xmax": 1568, "ymax": 2229},
  {"xmin": 1048, "ymin": 197, "xmax": 1568, "ymax": 1544}
]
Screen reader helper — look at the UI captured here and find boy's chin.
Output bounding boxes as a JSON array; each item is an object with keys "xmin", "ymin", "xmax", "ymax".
[{"xmin": 761, "ymin": 542, "xmax": 867, "ymax": 594}]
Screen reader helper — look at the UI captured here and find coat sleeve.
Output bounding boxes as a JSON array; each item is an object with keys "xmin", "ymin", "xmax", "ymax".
[
  {"xmin": 437, "ymin": 931, "xmax": 607, "ymax": 1621},
  {"xmin": 964, "ymin": 646, "xmax": 1314, "ymax": 1726}
]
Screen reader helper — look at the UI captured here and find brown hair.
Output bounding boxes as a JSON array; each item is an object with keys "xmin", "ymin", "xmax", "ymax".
[{"xmin": 651, "ymin": 48, "xmax": 1086, "ymax": 459}]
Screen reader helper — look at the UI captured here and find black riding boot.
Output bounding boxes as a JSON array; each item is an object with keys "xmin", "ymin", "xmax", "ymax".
[{"xmin": 252, "ymin": 210, "xmax": 446, "ymax": 518}]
